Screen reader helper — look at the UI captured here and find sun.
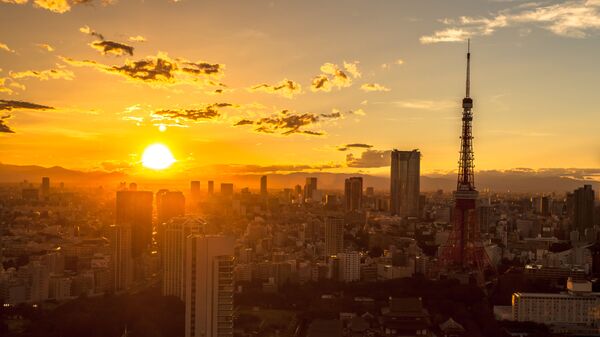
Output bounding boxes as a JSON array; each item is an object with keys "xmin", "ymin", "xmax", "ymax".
[{"xmin": 141, "ymin": 144, "xmax": 176, "ymax": 170}]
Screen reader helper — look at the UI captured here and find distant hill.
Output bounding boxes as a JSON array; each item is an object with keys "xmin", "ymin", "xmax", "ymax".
[{"xmin": 0, "ymin": 163, "xmax": 597, "ymax": 194}]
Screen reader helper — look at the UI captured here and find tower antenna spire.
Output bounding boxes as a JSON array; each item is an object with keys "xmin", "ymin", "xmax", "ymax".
[{"xmin": 466, "ymin": 38, "xmax": 471, "ymax": 98}]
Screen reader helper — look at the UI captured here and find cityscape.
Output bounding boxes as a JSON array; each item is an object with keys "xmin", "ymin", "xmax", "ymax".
[{"xmin": 1, "ymin": 1, "xmax": 600, "ymax": 337}]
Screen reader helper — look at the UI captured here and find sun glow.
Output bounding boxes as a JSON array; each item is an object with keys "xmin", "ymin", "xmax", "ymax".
[{"xmin": 141, "ymin": 144, "xmax": 176, "ymax": 170}]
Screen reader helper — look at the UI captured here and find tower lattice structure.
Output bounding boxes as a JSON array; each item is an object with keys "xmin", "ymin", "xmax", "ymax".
[{"xmin": 438, "ymin": 40, "xmax": 492, "ymax": 276}]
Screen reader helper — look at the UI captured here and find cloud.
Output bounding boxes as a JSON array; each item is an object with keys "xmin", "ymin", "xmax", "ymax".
[
  {"xmin": 91, "ymin": 40, "xmax": 134, "ymax": 56},
  {"xmin": 381, "ymin": 59, "xmax": 405, "ymax": 69},
  {"xmin": 204, "ymin": 163, "xmax": 342, "ymax": 174},
  {"xmin": 421, "ymin": 0, "xmax": 600, "ymax": 43},
  {"xmin": 128, "ymin": 35, "xmax": 147, "ymax": 43},
  {"xmin": 338, "ymin": 143, "xmax": 373, "ymax": 151},
  {"xmin": 2, "ymin": 0, "xmax": 117, "ymax": 14},
  {"xmin": 234, "ymin": 109, "xmax": 324, "ymax": 136},
  {"xmin": 346, "ymin": 149, "xmax": 392, "ymax": 168},
  {"xmin": 0, "ymin": 43, "xmax": 15, "ymax": 53},
  {"xmin": 389, "ymin": 99, "xmax": 455, "ymax": 110},
  {"xmin": 361, "ymin": 83, "xmax": 391, "ymax": 92},
  {"xmin": 36, "ymin": 43, "xmax": 55, "ymax": 52},
  {"xmin": 151, "ymin": 103, "xmax": 233, "ymax": 123},
  {"xmin": 0, "ymin": 115, "xmax": 14, "ymax": 133},
  {"xmin": 0, "ymin": 99, "xmax": 54, "ymax": 111},
  {"xmin": 0, "ymin": 99, "xmax": 54, "ymax": 133},
  {"xmin": 10, "ymin": 68, "xmax": 75, "ymax": 81},
  {"xmin": 100, "ymin": 160, "xmax": 132, "ymax": 172},
  {"xmin": 60, "ymin": 52, "xmax": 225, "ymax": 89},
  {"xmin": 249, "ymin": 79, "xmax": 302, "ymax": 98},
  {"xmin": 311, "ymin": 61, "xmax": 360, "ymax": 92},
  {"xmin": 80, "ymin": 25, "xmax": 135, "ymax": 56},
  {"xmin": 0, "ymin": 77, "xmax": 25, "ymax": 95}
]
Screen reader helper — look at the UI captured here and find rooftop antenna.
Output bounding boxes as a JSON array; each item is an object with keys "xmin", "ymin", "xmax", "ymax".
[{"xmin": 466, "ymin": 38, "xmax": 471, "ymax": 98}]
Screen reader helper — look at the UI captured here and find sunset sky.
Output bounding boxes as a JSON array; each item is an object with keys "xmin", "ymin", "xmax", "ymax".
[{"xmin": 1, "ymin": 0, "xmax": 600, "ymax": 178}]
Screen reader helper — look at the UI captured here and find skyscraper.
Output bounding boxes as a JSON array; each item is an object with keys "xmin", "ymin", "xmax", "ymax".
[
  {"xmin": 220, "ymin": 183, "xmax": 234, "ymax": 196},
  {"xmin": 344, "ymin": 177, "xmax": 363, "ymax": 211},
  {"xmin": 207, "ymin": 180, "xmax": 214, "ymax": 195},
  {"xmin": 162, "ymin": 217, "xmax": 203, "ymax": 300},
  {"xmin": 157, "ymin": 190, "xmax": 185, "ymax": 224},
  {"xmin": 116, "ymin": 190, "xmax": 153, "ymax": 258},
  {"xmin": 41, "ymin": 176, "xmax": 50, "ymax": 198},
  {"xmin": 573, "ymin": 185, "xmax": 595, "ymax": 234},
  {"xmin": 304, "ymin": 177, "xmax": 317, "ymax": 202},
  {"xmin": 260, "ymin": 175, "xmax": 267, "ymax": 196},
  {"xmin": 190, "ymin": 181, "xmax": 200, "ymax": 201},
  {"xmin": 185, "ymin": 235, "xmax": 235, "ymax": 337},
  {"xmin": 325, "ymin": 217, "xmax": 344, "ymax": 256},
  {"xmin": 390, "ymin": 150, "xmax": 420, "ymax": 217},
  {"xmin": 110, "ymin": 224, "xmax": 133, "ymax": 292}
]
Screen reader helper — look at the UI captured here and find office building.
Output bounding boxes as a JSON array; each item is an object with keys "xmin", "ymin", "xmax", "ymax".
[
  {"xmin": 390, "ymin": 149, "xmax": 420, "ymax": 217},
  {"xmin": 304, "ymin": 177, "xmax": 318, "ymax": 202},
  {"xmin": 573, "ymin": 185, "xmax": 595, "ymax": 234},
  {"xmin": 41, "ymin": 176, "xmax": 50, "ymax": 198},
  {"xmin": 157, "ymin": 190, "xmax": 185, "ymax": 224},
  {"xmin": 116, "ymin": 190, "xmax": 153, "ymax": 258},
  {"xmin": 325, "ymin": 217, "xmax": 344, "ymax": 256},
  {"xmin": 337, "ymin": 252, "xmax": 360, "ymax": 282},
  {"xmin": 110, "ymin": 225, "xmax": 133, "ymax": 292},
  {"xmin": 207, "ymin": 181, "xmax": 214, "ymax": 195},
  {"xmin": 220, "ymin": 183, "xmax": 234, "ymax": 196},
  {"xmin": 260, "ymin": 175, "xmax": 267, "ymax": 196},
  {"xmin": 190, "ymin": 181, "xmax": 200, "ymax": 201},
  {"xmin": 162, "ymin": 217, "xmax": 203, "ymax": 300},
  {"xmin": 344, "ymin": 177, "xmax": 363, "ymax": 211},
  {"xmin": 185, "ymin": 235, "xmax": 235, "ymax": 337}
]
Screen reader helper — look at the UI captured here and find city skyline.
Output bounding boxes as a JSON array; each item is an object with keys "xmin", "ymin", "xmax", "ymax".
[{"xmin": 1, "ymin": 0, "xmax": 600, "ymax": 179}]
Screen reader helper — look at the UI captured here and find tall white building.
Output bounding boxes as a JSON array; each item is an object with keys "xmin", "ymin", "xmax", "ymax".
[
  {"xmin": 337, "ymin": 252, "xmax": 360, "ymax": 282},
  {"xmin": 162, "ymin": 217, "xmax": 203, "ymax": 300},
  {"xmin": 110, "ymin": 224, "xmax": 133, "ymax": 292},
  {"xmin": 325, "ymin": 217, "xmax": 344, "ymax": 257},
  {"xmin": 512, "ymin": 278, "xmax": 600, "ymax": 330},
  {"xmin": 185, "ymin": 235, "xmax": 235, "ymax": 337}
]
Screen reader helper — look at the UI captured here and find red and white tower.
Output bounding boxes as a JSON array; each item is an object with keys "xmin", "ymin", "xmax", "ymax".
[{"xmin": 438, "ymin": 40, "xmax": 492, "ymax": 278}]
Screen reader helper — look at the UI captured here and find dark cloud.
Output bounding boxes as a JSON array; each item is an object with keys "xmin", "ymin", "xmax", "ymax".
[
  {"xmin": 0, "ymin": 100, "xmax": 54, "ymax": 111},
  {"xmin": 234, "ymin": 119, "xmax": 254, "ymax": 126},
  {"xmin": 91, "ymin": 40, "xmax": 134, "ymax": 56},
  {"xmin": 206, "ymin": 163, "xmax": 342, "ymax": 174},
  {"xmin": 79, "ymin": 25, "xmax": 105, "ymax": 40},
  {"xmin": 0, "ymin": 100, "xmax": 54, "ymax": 134},
  {"xmin": 151, "ymin": 103, "xmax": 232, "ymax": 122},
  {"xmin": 0, "ymin": 115, "xmax": 14, "ymax": 133},
  {"xmin": 250, "ymin": 79, "xmax": 302, "ymax": 98},
  {"xmin": 338, "ymin": 143, "xmax": 373, "ymax": 151},
  {"xmin": 346, "ymin": 149, "xmax": 392, "ymax": 168},
  {"xmin": 61, "ymin": 53, "xmax": 225, "ymax": 89},
  {"xmin": 320, "ymin": 111, "xmax": 342, "ymax": 118}
]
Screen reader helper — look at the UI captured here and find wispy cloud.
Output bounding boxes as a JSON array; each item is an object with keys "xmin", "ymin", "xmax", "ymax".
[
  {"xmin": 338, "ymin": 143, "xmax": 373, "ymax": 151},
  {"xmin": 0, "ymin": 42, "xmax": 15, "ymax": 53},
  {"xmin": 249, "ymin": 79, "xmax": 302, "ymax": 98},
  {"xmin": 10, "ymin": 68, "xmax": 74, "ymax": 81},
  {"xmin": 80, "ymin": 25, "xmax": 135, "ymax": 56},
  {"xmin": 0, "ymin": 99, "xmax": 54, "ymax": 133},
  {"xmin": 387, "ymin": 99, "xmax": 455, "ymax": 110},
  {"xmin": 2, "ymin": 0, "xmax": 117, "ymax": 14},
  {"xmin": 311, "ymin": 61, "xmax": 360, "ymax": 92},
  {"xmin": 36, "ymin": 43, "xmax": 55, "ymax": 52},
  {"xmin": 361, "ymin": 83, "xmax": 391, "ymax": 92},
  {"xmin": 421, "ymin": 0, "xmax": 600, "ymax": 43},
  {"xmin": 234, "ymin": 109, "xmax": 325, "ymax": 136},
  {"xmin": 128, "ymin": 35, "xmax": 147, "ymax": 43}
]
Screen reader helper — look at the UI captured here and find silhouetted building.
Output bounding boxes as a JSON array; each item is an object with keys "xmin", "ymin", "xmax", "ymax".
[
  {"xmin": 344, "ymin": 177, "xmax": 363, "ymax": 211},
  {"xmin": 22, "ymin": 188, "xmax": 39, "ymax": 201},
  {"xmin": 260, "ymin": 175, "xmax": 267, "ymax": 196},
  {"xmin": 157, "ymin": 190, "xmax": 185, "ymax": 224},
  {"xmin": 190, "ymin": 181, "xmax": 200, "ymax": 201},
  {"xmin": 116, "ymin": 190, "xmax": 153, "ymax": 258},
  {"xmin": 390, "ymin": 149, "xmax": 420, "ymax": 217},
  {"xmin": 207, "ymin": 180, "xmax": 214, "ymax": 195},
  {"xmin": 325, "ymin": 217, "xmax": 344, "ymax": 256},
  {"xmin": 220, "ymin": 183, "xmax": 234, "ymax": 196},
  {"xmin": 41, "ymin": 176, "xmax": 50, "ymax": 198},
  {"xmin": 110, "ymin": 224, "xmax": 133, "ymax": 292},
  {"xmin": 185, "ymin": 235, "xmax": 234, "ymax": 337},
  {"xmin": 304, "ymin": 177, "xmax": 318, "ymax": 202},
  {"xmin": 573, "ymin": 185, "xmax": 595, "ymax": 235}
]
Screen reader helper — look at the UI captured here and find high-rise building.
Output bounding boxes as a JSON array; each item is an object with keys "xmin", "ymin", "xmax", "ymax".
[
  {"xmin": 344, "ymin": 177, "xmax": 363, "ymax": 211},
  {"xmin": 207, "ymin": 181, "xmax": 214, "ymax": 195},
  {"xmin": 220, "ymin": 183, "xmax": 234, "ymax": 196},
  {"xmin": 110, "ymin": 224, "xmax": 133, "ymax": 292},
  {"xmin": 190, "ymin": 181, "xmax": 200, "ymax": 201},
  {"xmin": 304, "ymin": 177, "xmax": 318, "ymax": 202},
  {"xmin": 390, "ymin": 150, "xmax": 420, "ymax": 217},
  {"xmin": 41, "ymin": 177, "xmax": 50, "ymax": 198},
  {"xmin": 116, "ymin": 190, "xmax": 153, "ymax": 258},
  {"xmin": 325, "ymin": 217, "xmax": 344, "ymax": 256},
  {"xmin": 337, "ymin": 252, "xmax": 360, "ymax": 282},
  {"xmin": 157, "ymin": 190, "xmax": 185, "ymax": 224},
  {"xmin": 260, "ymin": 175, "xmax": 267, "ymax": 196},
  {"xmin": 185, "ymin": 235, "xmax": 235, "ymax": 337},
  {"xmin": 573, "ymin": 185, "xmax": 595, "ymax": 234},
  {"xmin": 162, "ymin": 217, "xmax": 203, "ymax": 300}
]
